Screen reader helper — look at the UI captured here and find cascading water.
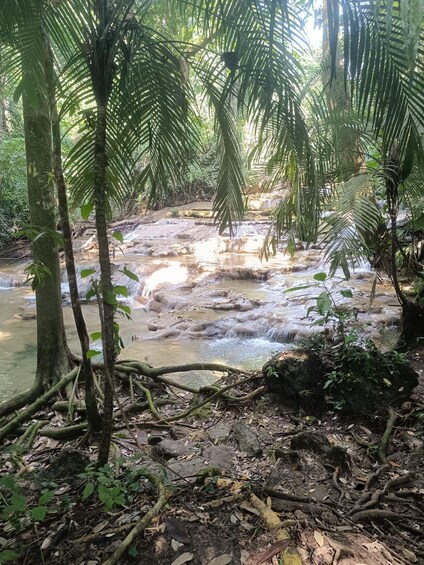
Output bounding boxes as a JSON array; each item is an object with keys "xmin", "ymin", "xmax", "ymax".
[{"xmin": 0, "ymin": 208, "xmax": 401, "ymax": 400}]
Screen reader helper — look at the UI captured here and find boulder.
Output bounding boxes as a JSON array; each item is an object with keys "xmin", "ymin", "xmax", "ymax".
[{"xmin": 263, "ymin": 349, "xmax": 326, "ymax": 414}]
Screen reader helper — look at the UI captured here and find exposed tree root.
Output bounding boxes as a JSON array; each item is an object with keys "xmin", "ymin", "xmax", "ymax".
[
  {"xmin": 102, "ymin": 472, "xmax": 172, "ymax": 565},
  {"xmin": 39, "ymin": 423, "xmax": 88, "ymax": 440},
  {"xmin": 378, "ymin": 407, "xmax": 397, "ymax": 463},
  {"xmin": 0, "ymin": 368, "xmax": 78, "ymax": 441},
  {"xmin": 249, "ymin": 493, "xmax": 302, "ymax": 565},
  {"xmin": 351, "ymin": 509, "xmax": 418, "ymax": 523},
  {"xmin": 144, "ymin": 375, "xmax": 264, "ymax": 425},
  {"xmin": 0, "ymin": 383, "xmax": 43, "ymax": 420}
]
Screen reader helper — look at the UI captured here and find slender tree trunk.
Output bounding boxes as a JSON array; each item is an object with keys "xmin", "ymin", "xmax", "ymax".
[
  {"xmin": 94, "ymin": 104, "xmax": 115, "ymax": 465},
  {"xmin": 385, "ymin": 151, "xmax": 424, "ymax": 347},
  {"xmin": 44, "ymin": 38, "xmax": 102, "ymax": 432},
  {"xmin": 22, "ymin": 44, "xmax": 69, "ymax": 392}
]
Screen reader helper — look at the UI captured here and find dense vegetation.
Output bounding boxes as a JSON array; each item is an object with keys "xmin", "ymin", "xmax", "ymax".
[{"xmin": 0, "ymin": 0, "xmax": 424, "ymax": 563}]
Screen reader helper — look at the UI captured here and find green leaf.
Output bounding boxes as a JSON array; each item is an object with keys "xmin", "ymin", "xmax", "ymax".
[
  {"xmin": 117, "ymin": 304, "xmax": 132, "ymax": 316},
  {"xmin": 316, "ymin": 291, "xmax": 332, "ymax": 315},
  {"xmin": 38, "ymin": 490, "xmax": 55, "ymax": 505},
  {"xmin": 286, "ymin": 235, "xmax": 296, "ymax": 258},
  {"xmin": 31, "ymin": 506, "xmax": 48, "ymax": 521},
  {"xmin": 86, "ymin": 288, "xmax": 96, "ymax": 301},
  {"xmin": 383, "ymin": 378, "xmax": 392, "ymax": 387},
  {"xmin": 121, "ymin": 267, "xmax": 139, "ymax": 282},
  {"xmin": 128, "ymin": 546, "xmax": 138, "ymax": 557},
  {"xmin": 313, "ymin": 272, "xmax": 327, "ymax": 282},
  {"xmin": 82, "ymin": 482, "xmax": 95, "ymax": 501},
  {"xmin": 114, "ymin": 285, "xmax": 129, "ymax": 298},
  {"xmin": 80, "ymin": 204, "xmax": 93, "ymax": 220},
  {"xmin": 86, "ymin": 350, "xmax": 101, "ymax": 359},
  {"xmin": 0, "ymin": 550, "xmax": 21, "ymax": 563},
  {"xmin": 284, "ymin": 284, "xmax": 313, "ymax": 293},
  {"xmin": 0, "ymin": 476, "xmax": 17, "ymax": 491},
  {"xmin": 113, "ymin": 231, "xmax": 124, "ymax": 244},
  {"xmin": 340, "ymin": 289, "xmax": 353, "ymax": 298},
  {"xmin": 91, "ymin": 332, "xmax": 102, "ymax": 341},
  {"xmin": 9, "ymin": 494, "xmax": 26, "ymax": 512},
  {"xmin": 81, "ymin": 269, "xmax": 96, "ymax": 279},
  {"xmin": 104, "ymin": 292, "xmax": 118, "ymax": 306}
]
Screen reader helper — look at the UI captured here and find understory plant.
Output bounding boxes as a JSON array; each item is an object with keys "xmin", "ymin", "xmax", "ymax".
[{"xmin": 291, "ymin": 273, "xmax": 418, "ymax": 415}]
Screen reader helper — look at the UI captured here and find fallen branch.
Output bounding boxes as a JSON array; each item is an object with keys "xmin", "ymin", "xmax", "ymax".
[{"xmin": 102, "ymin": 472, "xmax": 172, "ymax": 565}]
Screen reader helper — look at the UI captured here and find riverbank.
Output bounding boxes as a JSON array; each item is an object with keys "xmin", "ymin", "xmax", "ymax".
[{"xmin": 1, "ymin": 348, "xmax": 423, "ymax": 564}]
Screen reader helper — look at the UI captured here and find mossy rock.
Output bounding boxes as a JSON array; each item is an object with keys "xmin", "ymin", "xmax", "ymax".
[{"xmin": 263, "ymin": 349, "xmax": 327, "ymax": 414}]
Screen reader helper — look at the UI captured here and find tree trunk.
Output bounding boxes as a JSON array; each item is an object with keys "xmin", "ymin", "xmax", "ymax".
[
  {"xmin": 94, "ymin": 104, "xmax": 115, "ymax": 465},
  {"xmin": 22, "ymin": 43, "xmax": 69, "ymax": 392},
  {"xmin": 44, "ymin": 38, "xmax": 102, "ymax": 432},
  {"xmin": 400, "ymin": 300, "xmax": 424, "ymax": 348}
]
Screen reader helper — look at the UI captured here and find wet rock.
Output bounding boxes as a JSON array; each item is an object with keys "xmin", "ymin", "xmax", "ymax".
[
  {"xmin": 208, "ymin": 422, "xmax": 232, "ymax": 444},
  {"xmin": 233, "ymin": 422, "xmax": 262, "ymax": 457},
  {"xmin": 151, "ymin": 439, "xmax": 192, "ymax": 460},
  {"xmin": 263, "ymin": 349, "xmax": 327, "ymax": 414},
  {"xmin": 167, "ymin": 446, "xmax": 234, "ymax": 480},
  {"xmin": 290, "ymin": 431, "xmax": 331, "ymax": 455},
  {"xmin": 289, "ymin": 432, "xmax": 352, "ymax": 471},
  {"xmin": 202, "ymin": 445, "xmax": 235, "ymax": 471},
  {"xmin": 266, "ymin": 451, "xmax": 333, "ymax": 502}
]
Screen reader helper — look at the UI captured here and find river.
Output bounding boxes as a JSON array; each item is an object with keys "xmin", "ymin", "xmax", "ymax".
[{"xmin": 0, "ymin": 203, "xmax": 401, "ymax": 401}]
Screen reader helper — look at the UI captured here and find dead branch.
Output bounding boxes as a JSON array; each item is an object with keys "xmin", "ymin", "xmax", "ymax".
[{"xmin": 102, "ymin": 472, "xmax": 172, "ymax": 565}]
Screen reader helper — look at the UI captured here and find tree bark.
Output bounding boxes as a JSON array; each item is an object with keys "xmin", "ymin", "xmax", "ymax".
[
  {"xmin": 94, "ymin": 103, "xmax": 115, "ymax": 465},
  {"xmin": 44, "ymin": 37, "xmax": 102, "ymax": 432},
  {"xmin": 22, "ymin": 36, "xmax": 69, "ymax": 392}
]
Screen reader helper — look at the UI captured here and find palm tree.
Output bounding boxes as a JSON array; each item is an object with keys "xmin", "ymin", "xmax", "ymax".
[
  {"xmin": 266, "ymin": 0, "xmax": 424, "ymax": 346},
  {"xmin": 44, "ymin": 0, "xmax": 315, "ymax": 463}
]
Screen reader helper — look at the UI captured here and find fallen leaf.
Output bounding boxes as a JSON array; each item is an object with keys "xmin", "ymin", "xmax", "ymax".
[
  {"xmin": 208, "ymin": 554, "xmax": 233, "ymax": 565},
  {"xmin": 314, "ymin": 530, "xmax": 325, "ymax": 547},
  {"xmin": 171, "ymin": 552, "xmax": 194, "ymax": 565},
  {"xmin": 250, "ymin": 540, "xmax": 291, "ymax": 565},
  {"xmin": 402, "ymin": 548, "xmax": 418, "ymax": 563},
  {"xmin": 216, "ymin": 478, "xmax": 232, "ymax": 489},
  {"xmin": 93, "ymin": 521, "xmax": 109, "ymax": 533},
  {"xmin": 388, "ymin": 460, "xmax": 401, "ymax": 467},
  {"xmin": 266, "ymin": 496, "xmax": 272, "ymax": 508},
  {"xmin": 41, "ymin": 536, "xmax": 52, "ymax": 550},
  {"xmin": 172, "ymin": 539, "xmax": 183, "ymax": 551},
  {"xmin": 230, "ymin": 514, "xmax": 238, "ymax": 524}
]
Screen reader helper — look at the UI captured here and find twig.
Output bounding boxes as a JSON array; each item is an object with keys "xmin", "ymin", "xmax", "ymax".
[{"xmin": 102, "ymin": 472, "xmax": 172, "ymax": 565}]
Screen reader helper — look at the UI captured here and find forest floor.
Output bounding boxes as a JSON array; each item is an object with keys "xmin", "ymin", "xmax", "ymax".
[{"xmin": 1, "ymin": 346, "xmax": 423, "ymax": 565}]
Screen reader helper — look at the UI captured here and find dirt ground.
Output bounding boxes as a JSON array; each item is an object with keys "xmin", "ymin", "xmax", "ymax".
[{"xmin": 0, "ymin": 345, "xmax": 423, "ymax": 565}]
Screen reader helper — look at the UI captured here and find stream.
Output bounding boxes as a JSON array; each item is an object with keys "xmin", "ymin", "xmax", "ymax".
[{"xmin": 0, "ymin": 203, "xmax": 401, "ymax": 401}]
